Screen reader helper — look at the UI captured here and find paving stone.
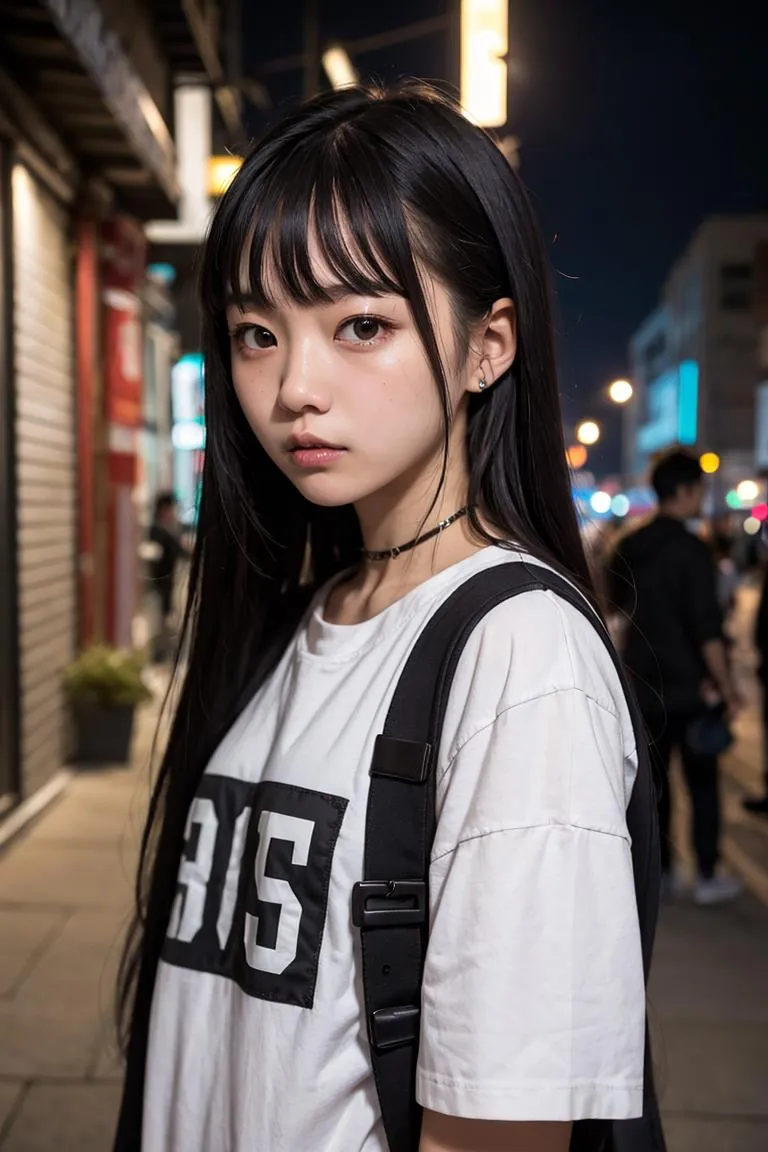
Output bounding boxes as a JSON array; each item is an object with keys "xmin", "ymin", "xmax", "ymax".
[
  {"xmin": 11, "ymin": 929, "xmax": 121, "ymax": 1026},
  {"xmin": 0, "ymin": 910, "xmax": 63, "ymax": 997},
  {"xmin": 1, "ymin": 1082, "xmax": 122, "ymax": 1152},
  {"xmin": 0, "ymin": 843, "xmax": 133, "ymax": 910},
  {"xmin": 655, "ymin": 1020, "xmax": 768, "ymax": 1116},
  {"xmin": 0, "ymin": 1003, "xmax": 100, "ymax": 1079},
  {"xmin": 0, "ymin": 1082, "xmax": 24, "ymax": 1135},
  {"xmin": 25, "ymin": 783, "xmax": 146, "ymax": 850},
  {"xmin": 662, "ymin": 1115, "xmax": 768, "ymax": 1152}
]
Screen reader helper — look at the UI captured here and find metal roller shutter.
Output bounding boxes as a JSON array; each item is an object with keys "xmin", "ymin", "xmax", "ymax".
[{"xmin": 12, "ymin": 164, "xmax": 76, "ymax": 798}]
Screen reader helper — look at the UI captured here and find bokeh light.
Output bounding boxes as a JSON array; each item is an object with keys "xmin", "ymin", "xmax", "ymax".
[
  {"xmin": 566, "ymin": 444, "xmax": 588, "ymax": 470},
  {"xmin": 590, "ymin": 491, "xmax": 612, "ymax": 514},
  {"xmin": 737, "ymin": 480, "xmax": 760, "ymax": 503},
  {"xmin": 699, "ymin": 452, "xmax": 720, "ymax": 474},
  {"xmin": 577, "ymin": 421, "xmax": 601, "ymax": 446},
  {"xmin": 608, "ymin": 379, "xmax": 634, "ymax": 404}
]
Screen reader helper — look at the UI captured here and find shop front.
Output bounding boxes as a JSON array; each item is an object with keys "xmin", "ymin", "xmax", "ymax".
[{"xmin": 0, "ymin": 0, "xmax": 178, "ymax": 811}]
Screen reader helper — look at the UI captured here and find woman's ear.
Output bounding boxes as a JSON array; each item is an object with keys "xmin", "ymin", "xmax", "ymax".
[{"xmin": 468, "ymin": 298, "xmax": 517, "ymax": 393}]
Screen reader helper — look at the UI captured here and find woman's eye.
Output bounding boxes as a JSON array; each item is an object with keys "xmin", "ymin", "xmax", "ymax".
[
  {"xmin": 236, "ymin": 325, "xmax": 276, "ymax": 351},
  {"xmin": 337, "ymin": 316, "xmax": 388, "ymax": 344}
]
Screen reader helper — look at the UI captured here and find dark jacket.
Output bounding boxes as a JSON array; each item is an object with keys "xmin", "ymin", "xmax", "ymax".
[
  {"xmin": 606, "ymin": 515, "xmax": 723, "ymax": 716},
  {"xmin": 148, "ymin": 523, "xmax": 189, "ymax": 612},
  {"xmin": 755, "ymin": 565, "xmax": 768, "ymax": 682}
]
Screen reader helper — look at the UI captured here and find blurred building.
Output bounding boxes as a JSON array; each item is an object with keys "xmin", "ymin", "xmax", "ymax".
[
  {"xmin": 754, "ymin": 241, "xmax": 768, "ymax": 474},
  {"xmin": 0, "ymin": 0, "xmax": 245, "ymax": 816},
  {"xmin": 624, "ymin": 215, "xmax": 768, "ymax": 498}
]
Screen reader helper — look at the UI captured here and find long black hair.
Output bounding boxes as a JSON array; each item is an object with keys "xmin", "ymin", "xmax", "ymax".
[{"xmin": 115, "ymin": 81, "xmax": 597, "ymax": 1139}]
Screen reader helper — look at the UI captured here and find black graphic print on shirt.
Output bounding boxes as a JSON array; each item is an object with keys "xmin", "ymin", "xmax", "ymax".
[{"xmin": 162, "ymin": 775, "xmax": 348, "ymax": 1008}]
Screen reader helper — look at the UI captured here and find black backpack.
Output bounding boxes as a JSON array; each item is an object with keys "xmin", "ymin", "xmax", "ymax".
[{"xmin": 351, "ymin": 561, "xmax": 667, "ymax": 1152}]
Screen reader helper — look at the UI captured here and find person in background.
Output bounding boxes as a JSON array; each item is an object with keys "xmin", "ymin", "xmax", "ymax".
[
  {"xmin": 711, "ymin": 530, "xmax": 739, "ymax": 621},
  {"xmin": 744, "ymin": 560, "xmax": 768, "ymax": 815},
  {"xmin": 606, "ymin": 449, "xmax": 743, "ymax": 904},
  {"xmin": 148, "ymin": 492, "xmax": 191, "ymax": 663}
]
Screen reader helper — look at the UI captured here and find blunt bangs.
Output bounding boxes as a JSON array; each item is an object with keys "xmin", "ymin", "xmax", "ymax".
[{"xmin": 204, "ymin": 130, "xmax": 426, "ymax": 316}]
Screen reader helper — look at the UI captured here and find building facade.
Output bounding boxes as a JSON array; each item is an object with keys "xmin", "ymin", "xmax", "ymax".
[
  {"xmin": 0, "ymin": 0, "xmax": 244, "ymax": 815},
  {"xmin": 625, "ymin": 216, "xmax": 768, "ymax": 499}
]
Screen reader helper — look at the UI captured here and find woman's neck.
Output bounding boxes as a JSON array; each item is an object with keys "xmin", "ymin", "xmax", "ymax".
[{"xmin": 324, "ymin": 504, "xmax": 493, "ymax": 627}]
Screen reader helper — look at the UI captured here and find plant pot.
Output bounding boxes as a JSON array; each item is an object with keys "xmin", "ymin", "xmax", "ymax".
[{"xmin": 73, "ymin": 704, "xmax": 136, "ymax": 766}]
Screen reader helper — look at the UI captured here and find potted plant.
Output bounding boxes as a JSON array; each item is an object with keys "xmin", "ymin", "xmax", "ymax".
[{"xmin": 63, "ymin": 645, "xmax": 153, "ymax": 765}]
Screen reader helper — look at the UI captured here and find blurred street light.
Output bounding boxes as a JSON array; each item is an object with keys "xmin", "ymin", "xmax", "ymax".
[
  {"xmin": 461, "ymin": 0, "xmax": 509, "ymax": 127},
  {"xmin": 576, "ymin": 420, "xmax": 601, "ymax": 446},
  {"xmin": 699, "ymin": 452, "xmax": 721, "ymax": 474},
  {"xmin": 566, "ymin": 444, "xmax": 588, "ymax": 470},
  {"xmin": 322, "ymin": 45, "xmax": 358, "ymax": 89},
  {"xmin": 208, "ymin": 154, "xmax": 242, "ymax": 197},
  {"xmin": 608, "ymin": 378, "xmax": 633, "ymax": 404},
  {"xmin": 590, "ymin": 491, "xmax": 612, "ymax": 514},
  {"xmin": 737, "ymin": 479, "xmax": 760, "ymax": 503}
]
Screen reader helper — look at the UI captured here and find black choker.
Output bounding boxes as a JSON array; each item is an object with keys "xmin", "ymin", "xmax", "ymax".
[{"xmin": 362, "ymin": 506, "xmax": 471, "ymax": 562}]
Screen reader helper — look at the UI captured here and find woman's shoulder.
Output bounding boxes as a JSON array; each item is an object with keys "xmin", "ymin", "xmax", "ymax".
[{"xmin": 441, "ymin": 554, "xmax": 635, "ymax": 758}]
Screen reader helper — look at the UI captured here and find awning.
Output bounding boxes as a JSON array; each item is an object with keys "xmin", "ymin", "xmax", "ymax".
[
  {"xmin": 0, "ymin": 0, "xmax": 180, "ymax": 218},
  {"xmin": 153, "ymin": 0, "xmax": 246, "ymax": 146}
]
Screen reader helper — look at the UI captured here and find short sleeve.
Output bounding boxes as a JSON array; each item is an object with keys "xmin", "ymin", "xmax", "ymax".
[{"xmin": 416, "ymin": 683, "xmax": 646, "ymax": 1121}]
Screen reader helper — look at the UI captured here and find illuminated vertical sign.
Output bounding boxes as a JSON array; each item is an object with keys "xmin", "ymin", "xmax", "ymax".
[
  {"xmin": 677, "ymin": 360, "xmax": 699, "ymax": 445},
  {"xmin": 461, "ymin": 0, "xmax": 509, "ymax": 128}
]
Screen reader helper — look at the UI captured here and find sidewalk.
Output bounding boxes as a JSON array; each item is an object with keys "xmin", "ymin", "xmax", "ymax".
[
  {"xmin": 0, "ymin": 680, "xmax": 163, "ymax": 1151},
  {"xmin": 1, "ymin": 662, "xmax": 768, "ymax": 1149}
]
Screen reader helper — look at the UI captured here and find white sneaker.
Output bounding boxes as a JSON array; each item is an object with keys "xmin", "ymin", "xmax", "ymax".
[
  {"xmin": 660, "ymin": 870, "xmax": 689, "ymax": 901},
  {"xmin": 693, "ymin": 874, "xmax": 744, "ymax": 906}
]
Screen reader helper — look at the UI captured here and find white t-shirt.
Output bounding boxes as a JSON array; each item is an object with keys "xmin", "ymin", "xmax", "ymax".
[{"xmin": 143, "ymin": 546, "xmax": 645, "ymax": 1151}]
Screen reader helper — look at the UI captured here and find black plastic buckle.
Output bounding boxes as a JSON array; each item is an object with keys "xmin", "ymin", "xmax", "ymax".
[
  {"xmin": 370, "ymin": 735, "xmax": 432, "ymax": 783},
  {"xmin": 351, "ymin": 880, "xmax": 427, "ymax": 929},
  {"xmin": 369, "ymin": 1004, "xmax": 421, "ymax": 1052}
]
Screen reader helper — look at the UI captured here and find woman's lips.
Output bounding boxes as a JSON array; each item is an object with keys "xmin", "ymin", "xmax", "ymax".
[{"xmin": 289, "ymin": 446, "xmax": 346, "ymax": 468}]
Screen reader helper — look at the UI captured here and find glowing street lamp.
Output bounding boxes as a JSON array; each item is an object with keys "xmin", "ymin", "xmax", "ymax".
[
  {"xmin": 608, "ymin": 378, "xmax": 633, "ymax": 405},
  {"xmin": 208, "ymin": 154, "xmax": 242, "ymax": 197},
  {"xmin": 566, "ymin": 444, "xmax": 588, "ymax": 470},
  {"xmin": 737, "ymin": 479, "xmax": 760, "ymax": 504},
  {"xmin": 590, "ymin": 491, "xmax": 612, "ymax": 515},
  {"xmin": 699, "ymin": 452, "xmax": 720, "ymax": 475},
  {"xmin": 322, "ymin": 46, "xmax": 358, "ymax": 90},
  {"xmin": 576, "ymin": 420, "xmax": 600, "ymax": 447},
  {"xmin": 460, "ymin": 0, "xmax": 509, "ymax": 127}
]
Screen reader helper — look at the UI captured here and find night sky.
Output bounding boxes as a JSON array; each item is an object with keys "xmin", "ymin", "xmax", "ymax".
[{"xmin": 242, "ymin": 0, "xmax": 768, "ymax": 476}]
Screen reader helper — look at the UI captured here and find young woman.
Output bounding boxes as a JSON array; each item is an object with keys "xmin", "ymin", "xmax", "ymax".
[{"xmin": 116, "ymin": 83, "xmax": 649, "ymax": 1152}]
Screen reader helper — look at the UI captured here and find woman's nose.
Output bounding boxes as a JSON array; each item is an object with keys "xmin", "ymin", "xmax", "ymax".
[{"xmin": 277, "ymin": 339, "xmax": 332, "ymax": 414}]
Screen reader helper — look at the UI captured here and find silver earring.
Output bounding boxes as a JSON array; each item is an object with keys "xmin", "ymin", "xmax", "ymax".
[{"xmin": 478, "ymin": 377, "xmax": 488, "ymax": 391}]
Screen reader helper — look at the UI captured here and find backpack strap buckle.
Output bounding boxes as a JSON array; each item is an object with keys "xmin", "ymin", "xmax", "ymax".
[
  {"xmin": 368, "ymin": 1004, "xmax": 421, "ymax": 1052},
  {"xmin": 352, "ymin": 880, "xmax": 427, "ymax": 928}
]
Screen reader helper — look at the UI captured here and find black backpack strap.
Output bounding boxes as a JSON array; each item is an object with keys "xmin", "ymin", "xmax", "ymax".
[{"xmin": 353, "ymin": 560, "xmax": 664, "ymax": 1152}]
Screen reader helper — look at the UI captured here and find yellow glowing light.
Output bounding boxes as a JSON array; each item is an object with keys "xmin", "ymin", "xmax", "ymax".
[
  {"xmin": 208, "ymin": 155, "xmax": 242, "ymax": 197},
  {"xmin": 745, "ymin": 517, "xmax": 761, "ymax": 536},
  {"xmin": 699, "ymin": 452, "xmax": 720, "ymax": 475},
  {"xmin": 737, "ymin": 480, "xmax": 760, "ymax": 504},
  {"xmin": 566, "ymin": 444, "xmax": 588, "ymax": 470},
  {"xmin": 576, "ymin": 420, "xmax": 601, "ymax": 446},
  {"xmin": 608, "ymin": 378, "xmax": 633, "ymax": 404},
  {"xmin": 461, "ymin": 0, "xmax": 509, "ymax": 127},
  {"xmin": 322, "ymin": 46, "xmax": 358, "ymax": 89}
]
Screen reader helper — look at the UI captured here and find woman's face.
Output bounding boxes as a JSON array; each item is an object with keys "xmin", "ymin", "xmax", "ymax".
[{"xmin": 225, "ymin": 255, "xmax": 474, "ymax": 511}]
